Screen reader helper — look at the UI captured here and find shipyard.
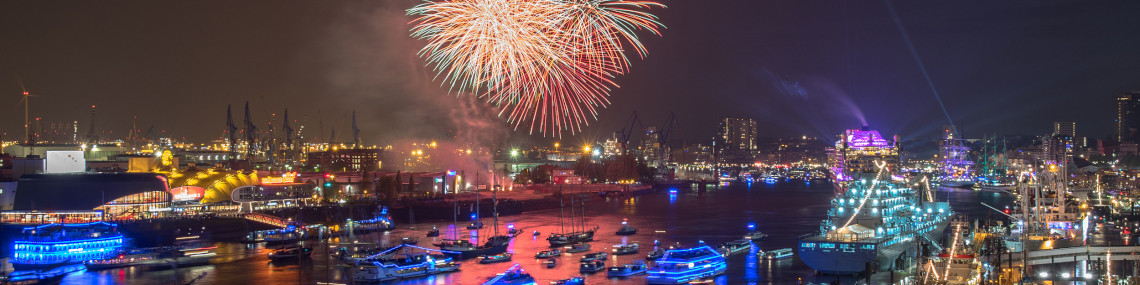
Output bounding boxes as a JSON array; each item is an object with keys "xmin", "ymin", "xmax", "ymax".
[{"xmin": 2, "ymin": 1, "xmax": 1140, "ymax": 284}]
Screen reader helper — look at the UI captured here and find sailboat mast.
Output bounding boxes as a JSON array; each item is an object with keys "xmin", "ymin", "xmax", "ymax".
[
  {"xmin": 492, "ymin": 170, "xmax": 500, "ymax": 236},
  {"xmin": 451, "ymin": 173, "xmax": 458, "ymax": 239},
  {"xmin": 559, "ymin": 194, "xmax": 565, "ymax": 233}
]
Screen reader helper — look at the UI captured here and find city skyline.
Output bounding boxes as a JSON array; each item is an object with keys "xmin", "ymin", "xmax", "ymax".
[{"xmin": 1, "ymin": 1, "xmax": 1139, "ymax": 145}]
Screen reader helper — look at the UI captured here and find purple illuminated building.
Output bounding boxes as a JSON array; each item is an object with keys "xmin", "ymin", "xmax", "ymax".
[{"xmin": 827, "ymin": 127, "xmax": 900, "ymax": 181}]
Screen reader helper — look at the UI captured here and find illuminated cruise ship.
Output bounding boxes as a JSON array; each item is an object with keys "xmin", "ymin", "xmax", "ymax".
[
  {"xmin": 798, "ymin": 172, "xmax": 952, "ymax": 275},
  {"xmin": 11, "ymin": 222, "xmax": 125, "ymax": 270},
  {"xmin": 645, "ymin": 245, "xmax": 726, "ymax": 284}
]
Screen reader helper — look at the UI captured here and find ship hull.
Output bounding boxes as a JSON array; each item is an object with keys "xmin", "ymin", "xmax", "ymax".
[{"xmin": 798, "ymin": 219, "xmax": 951, "ymax": 275}]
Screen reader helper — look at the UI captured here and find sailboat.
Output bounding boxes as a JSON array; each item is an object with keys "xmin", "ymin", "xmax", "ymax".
[
  {"xmin": 547, "ymin": 189, "xmax": 599, "ymax": 247},
  {"xmin": 435, "ymin": 172, "xmax": 517, "ymax": 259}
]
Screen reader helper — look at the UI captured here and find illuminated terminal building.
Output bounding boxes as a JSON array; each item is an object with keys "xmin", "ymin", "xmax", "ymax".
[
  {"xmin": 230, "ymin": 172, "xmax": 315, "ymax": 213},
  {"xmin": 828, "ymin": 127, "xmax": 900, "ymax": 181}
]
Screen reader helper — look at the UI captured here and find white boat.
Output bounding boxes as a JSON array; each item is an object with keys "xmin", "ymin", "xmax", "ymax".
[
  {"xmin": 482, "ymin": 264, "xmax": 536, "ymax": 285},
  {"xmin": 611, "ymin": 242, "xmax": 640, "ymax": 255},
  {"xmin": 646, "ymin": 245, "xmax": 727, "ymax": 284},
  {"xmin": 717, "ymin": 239, "xmax": 751, "ymax": 256},
  {"xmin": 606, "ymin": 261, "xmax": 647, "ymax": 277}
]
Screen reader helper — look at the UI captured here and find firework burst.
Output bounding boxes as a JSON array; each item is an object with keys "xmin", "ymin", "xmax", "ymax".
[{"xmin": 408, "ymin": 0, "xmax": 665, "ymax": 136}]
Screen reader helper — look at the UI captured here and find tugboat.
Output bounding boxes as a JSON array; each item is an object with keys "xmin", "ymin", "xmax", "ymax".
[
  {"xmin": 535, "ymin": 249, "xmax": 562, "ymax": 259},
  {"xmin": 646, "ymin": 245, "xmax": 727, "ymax": 284},
  {"xmin": 579, "ymin": 260, "xmax": 606, "ymax": 273},
  {"xmin": 615, "ymin": 219, "xmax": 637, "ymax": 235},
  {"xmin": 12, "ymin": 222, "xmax": 125, "ymax": 270},
  {"xmin": 579, "ymin": 252, "xmax": 607, "ymax": 262},
  {"xmin": 482, "ymin": 264, "xmax": 536, "ymax": 285},
  {"xmin": 606, "ymin": 261, "xmax": 648, "ymax": 277},
  {"xmin": 479, "ymin": 253, "xmax": 513, "ymax": 264},
  {"xmin": 268, "ymin": 246, "xmax": 313, "ymax": 261},
  {"xmin": 565, "ymin": 243, "xmax": 591, "ymax": 253},
  {"xmin": 611, "ymin": 242, "xmax": 640, "ymax": 255}
]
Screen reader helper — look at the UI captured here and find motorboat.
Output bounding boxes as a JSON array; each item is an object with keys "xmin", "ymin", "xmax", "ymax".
[
  {"xmin": 482, "ymin": 264, "xmax": 536, "ymax": 285},
  {"xmin": 544, "ymin": 258, "xmax": 557, "ymax": 268},
  {"xmin": 579, "ymin": 260, "xmax": 606, "ymax": 273},
  {"xmin": 611, "ymin": 242, "xmax": 640, "ymax": 255},
  {"xmin": 606, "ymin": 261, "xmax": 648, "ymax": 277},
  {"xmin": 645, "ymin": 249, "xmax": 665, "ymax": 260},
  {"xmin": 565, "ymin": 243, "xmax": 591, "ymax": 253},
  {"xmin": 535, "ymin": 249, "xmax": 562, "ymax": 259},
  {"xmin": 479, "ymin": 253, "xmax": 513, "ymax": 264},
  {"xmin": 744, "ymin": 231, "xmax": 768, "ymax": 241},
  {"xmin": 468, "ymin": 221, "xmax": 485, "ymax": 230},
  {"xmin": 579, "ymin": 252, "xmax": 607, "ymax": 262},
  {"xmin": 551, "ymin": 276, "xmax": 585, "ymax": 285},
  {"xmin": 426, "ymin": 227, "xmax": 440, "ymax": 237},
  {"xmin": 615, "ymin": 219, "xmax": 637, "ymax": 235}
]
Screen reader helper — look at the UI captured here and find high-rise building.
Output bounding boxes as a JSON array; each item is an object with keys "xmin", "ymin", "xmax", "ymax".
[
  {"xmin": 1053, "ymin": 121, "xmax": 1076, "ymax": 138},
  {"xmin": 1115, "ymin": 92, "xmax": 1140, "ymax": 143},
  {"xmin": 715, "ymin": 117, "xmax": 757, "ymax": 165}
]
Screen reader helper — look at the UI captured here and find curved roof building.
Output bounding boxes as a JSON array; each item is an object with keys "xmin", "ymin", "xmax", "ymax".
[{"xmin": 14, "ymin": 173, "xmax": 169, "ymax": 211}]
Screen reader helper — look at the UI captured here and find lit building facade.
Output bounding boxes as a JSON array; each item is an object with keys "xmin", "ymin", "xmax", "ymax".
[
  {"xmin": 716, "ymin": 117, "xmax": 757, "ymax": 165},
  {"xmin": 1115, "ymin": 92, "xmax": 1140, "ymax": 143},
  {"xmin": 306, "ymin": 148, "xmax": 382, "ymax": 172}
]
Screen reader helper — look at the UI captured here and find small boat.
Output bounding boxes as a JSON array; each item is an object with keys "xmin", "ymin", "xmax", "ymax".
[
  {"xmin": 468, "ymin": 221, "xmax": 485, "ymax": 230},
  {"xmin": 401, "ymin": 237, "xmax": 420, "ymax": 245},
  {"xmin": 717, "ymin": 239, "xmax": 751, "ymax": 256},
  {"xmin": 482, "ymin": 264, "xmax": 536, "ymax": 285},
  {"xmin": 615, "ymin": 219, "xmax": 637, "ymax": 235},
  {"xmin": 579, "ymin": 252, "xmax": 607, "ymax": 262},
  {"xmin": 532, "ymin": 231, "xmax": 541, "ymax": 236},
  {"xmin": 426, "ymin": 227, "xmax": 440, "ymax": 237},
  {"xmin": 535, "ymin": 249, "xmax": 562, "ymax": 259},
  {"xmin": 764, "ymin": 248, "xmax": 794, "ymax": 260},
  {"xmin": 565, "ymin": 243, "xmax": 591, "ymax": 253},
  {"xmin": 544, "ymin": 258, "xmax": 557, "ymax": 268},
  {"xmin": 611, "ymin": 242, "xmax": 640, "ymax": 255},
  {"xmin": 579, "ymin": 260, "xmax": 605, "ymax": 273},
  {"xmin": 646, "ymin": 245, "xmax": 727, "ymax": 284},
  {"xmin": 744, "ymin": 231, "xmax": 768, "ymax": 241},
  {"xmin": 479, "ymin": 253, "xmax": 513, "ymax": 264},
  {"xmin": 645, "ymin": 249, "xmax": 665, "ymax": 260},
  {"xmin": 606, "ymin": 261, "xmax": 647, "ymax": 277},
  {"xmin": 552, "ymin": 276, "xmax": 586, "ymax": 285},
  {"xmin": 506, "ymin": 224, "xmax": 521, "ymax": 235},
  {"xmin": 268, "ymin": 246, "xmax": 313, "ymax": 261}
]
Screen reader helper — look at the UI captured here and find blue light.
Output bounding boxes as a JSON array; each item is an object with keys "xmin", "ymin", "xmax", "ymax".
[
  {"xmin": 668, "ymin": 189, "xmax": 678, "ymax": 194},
  {"xmin": 470, "ymin": 214, "xmax": 477, "ymax": 220},
  {"xmin": 447, "ymin": 170, "xmax": 456, "ymax": 176},
  {"xmin": 747, "ymin": 223, "xmax": 755, "ymax": 230}
]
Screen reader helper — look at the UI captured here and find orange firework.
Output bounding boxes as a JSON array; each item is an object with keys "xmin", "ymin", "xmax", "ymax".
[{"xmin": 408, "ymin": 0, "xmax": 665, "ymax": 136}]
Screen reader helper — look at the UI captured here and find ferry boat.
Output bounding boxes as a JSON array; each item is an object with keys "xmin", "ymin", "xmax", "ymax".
[
  {"xmin": 482, "ymin": 264, "xmax": 536, "ymax": 285},
  {"xmin": 611, "ymin": 242, "xmax": 640, "ymax": 255},
  {"xmin": 565, "ymin": 243, "xmax": 590, "ymax": 253},
  {"xmin": 479, "ymin": 253, "xmax": 513, "ymax": 264},
  {"xmin": 353, "ymin": 245, "xmax": 461, "ymax": 283},
  {"xmin": 717, "ymin": 239, "xmax": 751, "ymax": 256},
  {"xmin": 11, "ymin": 222, "xmax": 125, "ymax": 270},
  {"xmin": 606, "ymin": 261, "xmax": 647, "ymax": 277},
  {"xmin": 645, "ymin": 245, "xmax": 727, "ymax": 284},
  {"xmin": 764, "ymin": 248, "xmax": 794, "ymax": 260},
  {"xmin": 84, "ymin": 246, "xmax": 216, "ymax": 270},
  {"xmin": 615, "ymin": 219, "xmax": 637, "ymax": 235},
  {"xmin": 535, "ymin": 249, "xmax": 561, "ymax": 258},
  {"xmin": 579, "ymin": 252, "xmax": 607, "ymax": 262},
  {"xmin": 579, "ymin": 260, "xmax": 605, "ymax": 273},
  {"xmin": 243, "ymin": 223, "xmax": 308, "ymax": 245},
  {"xmin": 797, "ymin": 173, "xmax": 952, "ymax": 275}
]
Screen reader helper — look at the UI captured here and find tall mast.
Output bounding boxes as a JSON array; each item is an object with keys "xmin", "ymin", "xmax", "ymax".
[
  {"xmin": 492, "ymin": 170, "xmax": 500, "ymax": 236},
  {"xmin": 451, "ymin": 173, "xmax": 458, "ymax": 239}
]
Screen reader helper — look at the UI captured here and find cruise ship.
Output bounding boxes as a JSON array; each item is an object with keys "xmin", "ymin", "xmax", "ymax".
[
  {"xmin": 798, "ymin": 173, "xmax": 952, "ymax": 275},
  {"xmin": 645, "ymin": 245, "xmax": 727, "ymax": 284},
  {"xmin": 11, "ymin": 222, "xmax": 125, "ymax": 270}
]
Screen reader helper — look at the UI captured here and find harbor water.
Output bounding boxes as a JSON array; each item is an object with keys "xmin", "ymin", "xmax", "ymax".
[{"xmin": 48, "ymin": 181, "xmax": 1014, "ymax": 284}]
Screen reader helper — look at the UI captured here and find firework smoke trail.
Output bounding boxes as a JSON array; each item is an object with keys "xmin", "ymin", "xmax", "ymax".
[{"xmin": 408, "ymin": 0, "xmax": 665, "ymax": 136}]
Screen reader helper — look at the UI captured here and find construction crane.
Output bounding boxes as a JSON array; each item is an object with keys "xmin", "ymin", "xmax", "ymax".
[
  {"xmin": 226, "ymin": 104, "xmax": 238, "ymax": 159},
  {"xmin": 352, "ymin": 110, "xmax": 360, "ymax": 148},
  {"xmin": 655, "ymin": 112, "xmax": 678, "ymax": 167},
  {"xmin": 243, "ymin": 101, "xmax": 258, "ymax": 159},
  {"xmin": 618, "ymin": 111, "xmax": 644, "ymax": 155}
]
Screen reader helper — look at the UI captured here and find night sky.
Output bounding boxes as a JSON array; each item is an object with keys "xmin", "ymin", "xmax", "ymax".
[{"xmin": 2, "ymin": 0, "xmax": 1139, "ymax": 147}]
